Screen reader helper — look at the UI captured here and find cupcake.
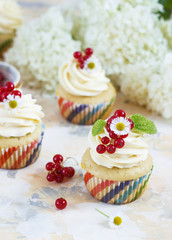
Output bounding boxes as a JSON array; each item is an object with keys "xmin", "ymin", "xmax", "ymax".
[
  {"xmin": 0, "ymin": 80, "xmax": 44, "ymax": 169},
  {"xmin": 82, "ymin": 109, "xmax": 157, "ymax": 204},
  {"xmin": 56, "ymin": 48, "xmax": 116, "ymax": 125},
  {"xmin": 0, "ymin": 0, "xmax": 22, "ymax": 58}
]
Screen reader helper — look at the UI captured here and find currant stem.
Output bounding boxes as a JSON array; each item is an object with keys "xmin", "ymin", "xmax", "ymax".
[
  {"xmin": 63, "ymin": 157, "xmax": 78, "ymax": 165},
  {"xmin": 95, "ymin": 208, "xmax": 110, "ymax": 218}
]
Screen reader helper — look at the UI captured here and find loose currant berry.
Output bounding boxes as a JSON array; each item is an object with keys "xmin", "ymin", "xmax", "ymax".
[
  {"xmin": 85, "ymin": 48, "xmax": 93, "ymax": 56},
  {"xmin": 12, "ymin": 90, "xmax": 22, "ymax": 98},
  {"xmin": 73, "ymin": 51, "xmax": 82, "ymax": 59},
  {"xmin": 120, "ymin": 134, "xmax": 128, "ymax": 138},
  {"xmin": 53, "ymin": 154, "xmax": 63, "ymax": 164},
  {"xmin": 47, "ymin": 173, "xmax": 55, "ymax": 182},
  {"xmin": 45, "ymin": 162, "xmax": 55, "ymax": 171},
  {"xmin": 67, "ymin": 167, "xmax": 75, "ymax": 178},
  {"xmin": 96, "ymin": 144, "xmax": 106, "ymax": 154},
  {"xmin": 128, "ymin": 118, "xmax": 134, "ymax": 129},
  {"xmin": 55, "ymin": 198, "xmax": 67, "ymax": 210},
  {"xmin": 114, "ymin": 138, "xmax": 125, "ymax": 148},
  {"xmin": 55, "ymin": 173, "xmax": 64, "ymax": 183},
  {"xmin": 114, "ymin": 109, "xmax": 126, "ymax": 118},
  {"xmin": 78, "ymin": 57, "xmax": 84, "ymax": 64},
  {"xmin": 4, "ymin": 81, "xmax": 14, "ymax": 92},
  {"xmin": 107, "ymin": 144, "xmax": 116, "ymax": 154},
  {"xmin": 109, "ymin": 131, "xmax": 118, "ymax": 139},
  {"xmin": 101, "ymin": 136, "xmax": 110, "ymax": 145}
]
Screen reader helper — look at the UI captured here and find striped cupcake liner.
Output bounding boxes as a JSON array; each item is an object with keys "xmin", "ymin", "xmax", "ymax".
[
  {"xmin": 0, "ymin": 131, "xmax": 44, "ymax": 169},
  {"xmin": 57, "ymin": 96, "xmax": 115, "ymax": 125},
  {"xmin": 84, "ymin": 169, "xmax": 152, "ymax": 204}
]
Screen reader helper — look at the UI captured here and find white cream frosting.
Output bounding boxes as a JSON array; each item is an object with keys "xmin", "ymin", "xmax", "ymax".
[
  {"xmin": 59, "ymin": 58, "xmax": 110, "ymax": 96},
  {"xmin": 0, "ymin": 93, "xmax": 44, "ymax": 137},
  {"xmin": 89, "ymin": 128, "xmax": 148, "ymax": 169},
  {"xmin": 0, "ymin": 0, "xmax": 22, "ymax": 35}
]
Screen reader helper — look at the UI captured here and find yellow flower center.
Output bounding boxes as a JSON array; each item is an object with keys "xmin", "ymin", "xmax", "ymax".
[
  {"xmin": 113, "ymin": 216, "xmax": 122, "ymax": 226},
  {"xmin": 88, "ymin": 62, "xmax": 95, "ymax": 69},
  {"xmin": 116, "ymin": 122, "xmax": 125, "ymax": 131},
  {"xmin": 9, "ymin": 100, "xmax": 17, "ymax": 109}
]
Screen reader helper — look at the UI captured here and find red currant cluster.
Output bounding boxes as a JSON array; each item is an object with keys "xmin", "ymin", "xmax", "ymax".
[
  {"xmin": 96, "ymin": 109, "xmax": 134, "ymax": 154},
  {"xmin": 73, "ymin": 48, "xmax": 93, "ymax": 69},
  {"xmin": 46, "ymin": 154, "xmax": 75, "ymax": 183},
  {"xmin": 0, "ymin": 81, "xmax": 22, "ymax": 102}
]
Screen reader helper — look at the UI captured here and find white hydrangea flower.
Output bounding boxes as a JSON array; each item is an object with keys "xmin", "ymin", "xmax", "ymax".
[{"xmin": 5, "ymin": 7, "xmax": 81, "ymax": 95}]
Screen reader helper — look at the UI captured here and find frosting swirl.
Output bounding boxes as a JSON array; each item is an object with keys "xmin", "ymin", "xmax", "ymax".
[
  {"xmin": 0, "ymin": 0, "xmax": 22, "ymax": 35},
  {"xmin": 59, "ymin": 57, "xmax": 110, "ymax": 96},
  {"xmin": 0, "ymin": 93, "xmax": 44, "ymax": 137},
  {"xmin": 88, "ymin": 128, "xmax": 148, "ymax": 168}
]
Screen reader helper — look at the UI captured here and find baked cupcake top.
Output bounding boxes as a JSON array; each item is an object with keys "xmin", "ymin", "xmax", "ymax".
[
  {"xmin": 58, "ymin": 48, "xmax": 110, "ymax": 96},
  {"xmin": 0, "ymin": 81, "xmax": 44, "ymax": 137},
  {"xmin": 0, "ymin": 0, "xmax": 22, "ymax": 35},
  {"xmin": 89, "ymin": 109, "xmax": 157, "ymax": 169}
]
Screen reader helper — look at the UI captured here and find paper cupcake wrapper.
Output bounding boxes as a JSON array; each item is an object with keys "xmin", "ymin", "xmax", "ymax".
[
  {"xmin": 0, "ymin": 131, "xmax": 44, "ymax": 169},
  {"xmin": 57, "ymin": 96, "xmax": 115, "ymax": 125},
  {"xmin": 84, "ymin": 169, "xmax": 152, "ymax": 204}
]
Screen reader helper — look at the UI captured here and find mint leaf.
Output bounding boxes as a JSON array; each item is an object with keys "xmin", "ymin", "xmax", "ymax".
[
  {"xmin": 130, "ymin": 114, "xmax": 157, "ymax": 135},
  {"xmin": 158, "ymin": 0, "xmax": 172, "ymax": 20},
  {"xmin": 92, "ymin": 119, "xmax": 106, "ymax": 136}
]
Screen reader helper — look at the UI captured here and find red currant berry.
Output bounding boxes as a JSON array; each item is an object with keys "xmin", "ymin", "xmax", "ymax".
[
  {"xmin": 107, "ymin": 144, "xmax": 116, "ymax": 154},
  {"xmin": 53, "ymin": 154, "xmax": 63, "ymax": 164},
  {"xmin": 47, "ymin": 173, "xmax": 55, "ymax": 182},
  {"xmin": 78, "ymin": 57, "xmax": 84, "ymax": 64},
  {"xmin": 114, "ymin": 109, "xmax": 126, "ymax": 118},
  {"xmin": 120, "ymin": 134, "xmax": 128, "ymax": 138},
  {"xmin": 109, "ymin": 131, "xmax": 118, "ymax": 139},
  {"xmin": 12, "ymin": 90, "xmax": 22, "ymax": 98},
  {"xmin": 80, "ymin": 63, "xmax": 84, "ymax": 69},
  {"xmin": 1, "ymin": 92, "xmax": 10, "ymax": 101},
  {"xmin": 85, "ymin": 48, "xmax": 93, "ymax": 56},
  {"xmin": 55, "ymin": 173, "xmax": 64, "ymax": 183},
  {"xmin": 55, "ymin": 198, "xmax": 67, "ymax": 210},
  {"xmin": 101, "ymin": 136, "xmax": 110, "ymax": 145},
  {"xmin": 128, "ymin": 118, "xmax": 134, "ymax": 129},
  {"xmin": 62, "ymin": 167, "xmax": 70, "ymax": 177},
  {"xmin": 45, "ymin": 162, "xmax": 55, "ymax": 171},
  {"xmin": 0, "ymin": 87, "xmax": 6, "ymax": 95},
  {"xmin": 54, "ymin": 164, "xmax": 63, "ymax": 174},
  {"xmin": 114, "ymin": 138, "xmax": 125, "ymax": 148},
  {"xmin": 4, "ymin": 81, "xmax": 14, "ymax": 92},
  {"xmin": 96, "ymin": 144, "xmax": 106, "ymax": 154},
  {"xmin": 67, "ymin": 167, "xmax": 75, "ymax": 178},
  {"xmin": 83, "ymin": 55, "xmax": 89, "ymax": 61},
  {"xmin": 73, "ymin": 51, "xmax": 82, "ymax": 59},
  {"xmin": 106, "ymin": 126, "xmax": 111, "ymax": 132}
]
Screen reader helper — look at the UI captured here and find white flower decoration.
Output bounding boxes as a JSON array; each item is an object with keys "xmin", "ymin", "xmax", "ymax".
[
  {"xmin": 110, "ymin": 117, "xmax": 131, "ymax": 136},
  {"xmin": 108, "ymin": 212, "xmax": 126, "ymax": 229},
  {"xmin": 3, "ymin": 94, "xmax": 22, "ymax": 114},
  {"xmin": 83, "ymin": 55, "xmax": 101, "ymax": 74},
  {"xmin": 96, "ymin": 208, "xmax": 126, "ymax": 230}
]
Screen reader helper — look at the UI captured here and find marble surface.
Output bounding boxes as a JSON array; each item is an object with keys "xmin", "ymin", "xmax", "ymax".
[{"xmin": 0, "ymin": 1, "xmax": 172, "ymax": 240}]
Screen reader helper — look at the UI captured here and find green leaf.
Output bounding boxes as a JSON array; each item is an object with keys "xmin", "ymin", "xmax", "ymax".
[
  {"xmin": 130, "ymin": 114, "xmax": 157, "ymax": 135},
  {"xmin": 158, "ymin": 0, "xmax": 172, "ymax": 20},
  {"xmin": 92, "ymin": 119, "xmax": 106, "ymax": 136}
]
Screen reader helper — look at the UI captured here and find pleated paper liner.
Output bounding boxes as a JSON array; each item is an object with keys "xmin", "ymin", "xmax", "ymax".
[
  {"xmin": 84, "ymin": 169, "xmax": 153, "ymax": 204},
  {"xmin": 0, "ymin": 131, "xmax": 44, "ymax": 169},
  {"xmin": 57, "ymin": 96, "xmax": 115, "ymax": 125}
]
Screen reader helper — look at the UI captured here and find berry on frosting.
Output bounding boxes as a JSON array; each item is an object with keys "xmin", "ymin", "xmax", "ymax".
[
  {"xmin": 107, "ymin": 144, "xmax": 116, "ymax": 154},
  {"xmin": 73, "ymin": 51, "xmax": 82, "ymax": 59},
  {"xmin": 96, "ymin": 144, "xmax": 106, "ymax": 154}
]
